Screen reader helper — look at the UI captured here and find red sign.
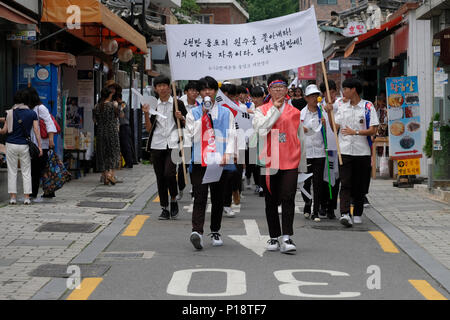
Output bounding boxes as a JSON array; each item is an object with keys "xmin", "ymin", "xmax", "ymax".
[{"xmin": 298, "ymin": 64, "xmax": 316, "ymax": 80}]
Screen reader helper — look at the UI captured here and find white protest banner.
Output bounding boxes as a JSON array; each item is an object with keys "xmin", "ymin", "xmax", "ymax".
[{"xmin": 166, "ymin": 7, "xmax": 323, "ymax": 81}]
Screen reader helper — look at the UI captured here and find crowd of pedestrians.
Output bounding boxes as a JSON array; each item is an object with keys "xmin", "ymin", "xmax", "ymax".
[
  {"xmin": 142, "ymin": 74, "xmax": 378, "ymax": 255},
  {"xmin": 0, "ymin": 74, "xmax": 378, "ymax": 257}
]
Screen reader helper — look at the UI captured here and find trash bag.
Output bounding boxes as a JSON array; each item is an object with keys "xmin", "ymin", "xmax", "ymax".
[
  {"xmin": 42, "ymin": 149, "xmax": 71, "ymax": 194},
  {"xmin": 380, "ymin": 143, "xmax": 390, "ymax": 178}
]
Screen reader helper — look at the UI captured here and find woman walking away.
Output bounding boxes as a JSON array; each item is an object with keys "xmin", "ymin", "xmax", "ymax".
[
  {"xmin": 0, "ymin": 89, "xmax": 42, "ymax": 204},
  {"xmin": 25, "ymin": 87, "xmax": 58, "ymax": 199},
  {"xmin": 93, "ymin": 87, "xmax": 121, "ymax": 185}
]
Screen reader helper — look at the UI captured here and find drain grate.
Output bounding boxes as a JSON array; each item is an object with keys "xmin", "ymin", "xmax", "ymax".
[
  {"xmin": 36, "ymin": 222, "xmax": 100, "ymax": 233},
  {"xmin": 308, "ymin": 225, "xmax": 371, "ymax": 232},
  {"xmin": 87, "ymin": 192, "xmax": 135, "ymax": 199},
  {"xmin": 77, "ymin": 201, "xmax": 128, "ymax": 209},
  {"xmin": 29, "ymin": 264, "xmax": 110, "ymax": 278}
]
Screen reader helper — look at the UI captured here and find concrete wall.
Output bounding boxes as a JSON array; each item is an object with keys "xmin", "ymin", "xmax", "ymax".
[{"xmin": 407, "ymin": 10, "xmax": 432, "ymax": 177}]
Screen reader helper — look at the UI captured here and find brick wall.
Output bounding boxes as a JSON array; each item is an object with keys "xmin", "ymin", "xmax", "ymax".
[
  {"xmin": 299, "ymin": 0, "xmax": 354, "ymax": 22},
  {"xmin": 199, "ymin": 5, "xmax": 247, "ymax": 24}
]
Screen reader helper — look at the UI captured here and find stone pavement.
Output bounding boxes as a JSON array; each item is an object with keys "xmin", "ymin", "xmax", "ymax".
[
  {"xmin": 0, "ymin": 164, "xmax": 156, "ymax": 300},
  {"xmin": 367, "ymin": 179, "xmax": 450, "ymax": 270}
]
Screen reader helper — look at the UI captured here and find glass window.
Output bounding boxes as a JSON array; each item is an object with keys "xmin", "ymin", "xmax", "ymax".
[
  {"xmin": 194, "ymin": 14, "xmax": 214, "ymax": 24},
  {"xmin": 317, "ymin": 0, "xmax": 337, "ymax": 4}
]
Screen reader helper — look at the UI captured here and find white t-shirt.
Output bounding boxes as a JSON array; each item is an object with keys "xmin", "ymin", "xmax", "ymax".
[{"xmin": 335, "ymin": 99, "xmax": 379, "ymax": 156}]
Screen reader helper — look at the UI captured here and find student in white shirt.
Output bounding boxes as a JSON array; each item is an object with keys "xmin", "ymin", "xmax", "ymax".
[
  {"xmin": 300, "ymin": 84, "xmax": 329, "ymax": 222},
  {"xmin": 143, "ymin": 75, "xmax": 187, "ymax": 220},
  {"xmin": 326, "ymin": 78, "xmax": 379, "ymax": 227}
]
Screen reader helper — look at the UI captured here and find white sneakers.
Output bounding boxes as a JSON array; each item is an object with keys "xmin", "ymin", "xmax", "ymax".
[
  {"xmin": 190, "ymin": 232, "xmax": 224, "ymax": 249},
  {"xmin": 176, "ymin": 190, "xmax": 183, "ymax": 201},
  {"xmin": 340, "ymin": 214, "xmax": 353, "ymax": 227},
  {"xmin": 266, "ymin": 238, "xmax": 280, "ymax": 251},
  {"xmin": 223, "ymin": 207, "xmax": 235, "ymax": 218},
  {"xmin": 266, "ymin": 237, "xmax": 296, "ymax": 254},
  {"xmin": 246, "ymin": 177, "xmax": 252, "ymax": 190},
  {"xmin": 190, "ymin": 232, "xmax": 203, "ymax": 250},
  {"xmin": 210, "ymin": 232, "xmax": 223, "ymax": 246},
  {"xmin": 9, "ymin": 198, "xmax": 16, "ymax": 205},
  {"xmin": 353, "ymin": 216, "xmax": 363, "ymax": 224}
]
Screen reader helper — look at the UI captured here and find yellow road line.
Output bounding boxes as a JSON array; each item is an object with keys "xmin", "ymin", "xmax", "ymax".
[
  {"xmin": 409, "ymin": 280, "xmax": 448, "ymax": 300},
  {"xmin": 368, "ymin": 231, "xmax": 400, "ymax": 253},
  {"xmin": 66, "ymin": 278, "xmax": 103, "ymax": 300},
  {"xmin": 122, "ymin": 215, "xmax": 150, "ymax": 237}
]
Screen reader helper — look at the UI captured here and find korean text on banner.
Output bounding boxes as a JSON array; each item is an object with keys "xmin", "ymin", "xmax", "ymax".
[{"xmin": 165, "ymin": 7, "xmax": 324, "ymax": 81}]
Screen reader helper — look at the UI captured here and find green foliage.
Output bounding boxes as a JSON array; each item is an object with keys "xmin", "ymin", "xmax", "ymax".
[
  {"xmin": 247, "ymin": 0, "xmax": 299, "ymax": 22},
  {"xmin": 178, "ymin": 0, "xmax": 200, "ymax": 16}
]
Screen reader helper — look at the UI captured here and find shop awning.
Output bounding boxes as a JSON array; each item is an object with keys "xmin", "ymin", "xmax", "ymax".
[
  {"xmin": 0, "ymin": 2, "xmax": 38, "ymax": 25},
  {"xmin": 344, "ymin": 16, "xmax": 403, "ymax": 58},
  {"xmin": 41, "ymin": 0, "xmax": 148, "ymax": 54},
  {"xmin": 21, "ymin": 48, "xmax": 77, "ymax": 67}
]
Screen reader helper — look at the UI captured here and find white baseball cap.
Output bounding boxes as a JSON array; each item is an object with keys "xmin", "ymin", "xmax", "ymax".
[{"xmin": 305, "ymin": 84, "xmax": 321, "ymax": 97}]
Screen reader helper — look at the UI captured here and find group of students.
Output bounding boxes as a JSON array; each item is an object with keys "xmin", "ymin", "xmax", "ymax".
[{"xmin": 144, "ymin": 73, "xmax": 378, "ymax": 254}]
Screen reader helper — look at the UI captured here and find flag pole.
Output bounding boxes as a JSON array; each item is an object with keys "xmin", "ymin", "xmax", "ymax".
[
  {"xmin": 171, "ymin": 81, "xmax": 188, "ymax": 184},
  {"xmin": 319, "ymin": 103, "xmax": 333, "ymax": 200},
  {"xmin": 320, "ymin": 60, "xmax": 343, "ymax": 165}
]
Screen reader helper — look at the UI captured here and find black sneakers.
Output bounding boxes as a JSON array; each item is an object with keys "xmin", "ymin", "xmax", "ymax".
[
  {"xmin": 170, "ymin": 201, "xmax": 179, "ymax": 219},
  {"xmin": 158, "ymin": 208, "xmax": 170, "ymax": 220}
]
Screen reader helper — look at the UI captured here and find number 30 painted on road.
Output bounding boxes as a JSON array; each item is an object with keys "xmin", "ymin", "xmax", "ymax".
[{"xmin": 167, "ymin": 268, "xmax": 361, "ymax": 298}]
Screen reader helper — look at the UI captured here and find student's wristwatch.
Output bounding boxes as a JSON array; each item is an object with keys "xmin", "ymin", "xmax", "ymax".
[{"xmin": 355, "ymin": 130, "xmax": 360, "ymax": 136}]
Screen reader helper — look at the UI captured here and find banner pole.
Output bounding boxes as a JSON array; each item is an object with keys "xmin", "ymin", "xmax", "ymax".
[
  {"xmin": 171, "ymin": 81, "xmax": 188, "ymax": 184},
  {"xmin": 321, "ymin": 60, "xmax": 343, "ymax": 165}
]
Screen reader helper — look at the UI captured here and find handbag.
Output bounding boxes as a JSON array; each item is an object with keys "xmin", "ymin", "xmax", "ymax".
[
  {"xmin": 42, "ymin": 149, "xmax": 71, "ymax": 193},
  {"xmin": 38, "ymin": 106, "xmax": 61, "ymax": 139},
  {"xmin": 14, "ymin": 109, "xmax": 40, "ymax": 159}
]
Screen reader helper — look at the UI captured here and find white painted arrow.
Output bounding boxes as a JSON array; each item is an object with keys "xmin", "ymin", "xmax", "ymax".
[{"xmin": 229, "ymin": 219, "xmax": 270, "ymax": 257}]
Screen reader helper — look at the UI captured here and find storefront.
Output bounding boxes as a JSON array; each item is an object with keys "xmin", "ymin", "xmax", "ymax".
[{"xmin": 417, "ymin": 0, "xmax": 450, "ymax": 186}]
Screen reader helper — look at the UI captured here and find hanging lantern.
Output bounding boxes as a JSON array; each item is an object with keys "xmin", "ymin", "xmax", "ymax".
[
  {"xmin": 101, "ymin": 39, "xmax": 118, "ymax": 55},
  {"xmin": 118, "ymin": 48, "xmax": 133, "ymax": 62}
]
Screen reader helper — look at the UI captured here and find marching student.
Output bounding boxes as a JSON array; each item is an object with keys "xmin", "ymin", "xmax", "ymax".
[
  {"xmin": 253, "ymin": 74, "xmax": 306, "ymax": 254},
  {"xmin": 143, "ymin": 75, "xmax": 187, "ymax": 220},
  {"xmin": 246, "ymin": 86, "xmax": 265, "ymax": 196},
  {"xmin": 326, "ymin": 78, "xmax": 379, "ymax": 227},
  {"xmin": 318, "ymin": 80, "xmax": 342, "ymax": 220},
  {"xmin": 219, "ymin": 83, "xmax": 241, "ymax": 217},
  {"xmin": 300, "ymin": 84, "xmax": 331, "ymax": 222},
  {"xmin": 184, "ymin": 76, "xmax": 236, "ymax": 250},
  {"xmin": 176, "ymin": 81, "xmax": 200, "ymax": 200}
]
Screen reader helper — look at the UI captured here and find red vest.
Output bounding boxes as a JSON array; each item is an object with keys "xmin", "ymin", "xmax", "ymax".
[{"xmin": 259, "ymin": 101, "xmax": 301, "ymax": 170}]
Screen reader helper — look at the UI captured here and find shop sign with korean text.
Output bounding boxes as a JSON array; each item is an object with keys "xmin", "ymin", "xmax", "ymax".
[
  {"xmin": 385, "ymin": 76, "xmax": 422, "ymax": 160},
  {"xmin": 166, "ymin": 7, "xmax": 323, "ymax": 81},
  {"xmin": 397, "ymin": 158, "xmax": 420, "ymax": 176}
]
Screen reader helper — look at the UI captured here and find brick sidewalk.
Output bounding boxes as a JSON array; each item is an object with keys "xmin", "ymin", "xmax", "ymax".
[
  {"xmin": 0, "ymin": 164, "xmax": 156, "ymax": 300},
  {"xmin": 368, "ymin": 179, "xmax": 450, "ymax": 270}
]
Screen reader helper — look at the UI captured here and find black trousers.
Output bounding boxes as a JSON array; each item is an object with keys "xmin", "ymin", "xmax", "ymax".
[
  {"xmin": 261, "ymin": 168, "xmax": 298, "ymax": 238},
  {"xmin": 31, "ymin": 149, "xmax": 49, "ymax": 198},
  {"xmin": 339, "ymin": 155, "xmax": 371, "ymax": 216},
  {"xmin": 301, "ymin": 158, "xmax": 328, "ymax": 214},
  {"xmin": 325, "ymin": 178, "xmax": 340, "ymax": 211},
  {"xmin": 191, "ymin": 164, "xmax": 227, "ymax": 234},
  {"xmin": 223, "ymin": 164, "xmax": 243, "ymax": 207},
  {"xmin": 119, "ymin": 124, "xmax": 134, "ymax": 167},
  {"xmin": 151, "ymin": 148, "xmax": 178, "ymax": 208},
  {"xmin": 245, "ymin": 148, "xmax": 260, "ymax": 186}
]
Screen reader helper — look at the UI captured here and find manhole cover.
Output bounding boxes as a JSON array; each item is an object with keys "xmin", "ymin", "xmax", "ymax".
[
  {"xmin": 308, "ymin": 225, "xmax": 371, "ymax": 232},
  {"xmin": 36, "ymin": 222, "xmax": 100, "ymax": 233},
  {"xmin": 77, "ymin": 201, "xmax": 128, "ymax": 209},
  {"xmin": 88, "ymin": 192, "xmax": 135, "ymax": 198},
  {"xmin": 102, "ymin": 253, "xmax": 143, "ymax": 258},
  {"xmin": 29, "ymin": 264, "xmax": 110, "ymax": 278}
]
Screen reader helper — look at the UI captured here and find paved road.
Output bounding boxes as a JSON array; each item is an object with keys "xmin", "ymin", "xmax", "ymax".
[{"xmin": 67, "ymin": 184, "xmax": 449, "ymax": 300}]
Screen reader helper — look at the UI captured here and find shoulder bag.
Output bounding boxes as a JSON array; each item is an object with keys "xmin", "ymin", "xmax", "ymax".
[{"xmin": 14, "ymin": 109, "xmax": 40, "ymax": 159}]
